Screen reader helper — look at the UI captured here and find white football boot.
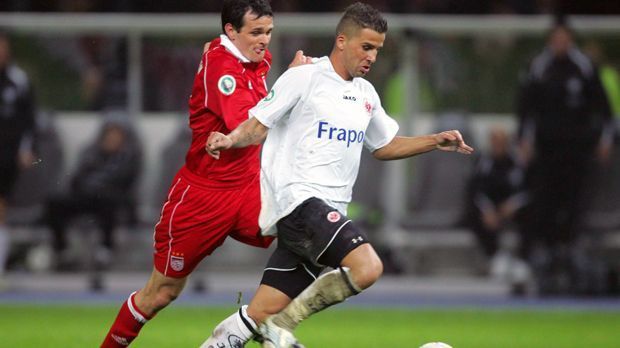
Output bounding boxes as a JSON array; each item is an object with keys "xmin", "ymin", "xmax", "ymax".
[{"xmin": 259, "ymin": 317, "xmax": 304, "ymax": 348}]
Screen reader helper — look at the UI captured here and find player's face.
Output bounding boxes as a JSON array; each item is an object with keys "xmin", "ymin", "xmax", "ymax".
[
  {"xmin": 226, "ymin": 11, "xmax": 273, "ymax": 63},
  {"xmin": 342, "ymin": 28, "xmax": 385, "ymax": 79}
]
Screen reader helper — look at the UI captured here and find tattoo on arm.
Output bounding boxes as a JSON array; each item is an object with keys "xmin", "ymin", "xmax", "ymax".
[{"xmin": 230, "ymin": 119, "xmax": 268, "ymax": 148}]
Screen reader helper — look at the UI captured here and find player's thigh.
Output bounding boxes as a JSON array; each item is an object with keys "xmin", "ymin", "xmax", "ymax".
[
  {"xmin": 230, "ymin": 178, "xmax": 273, "ymax": 248},
  {"xmin": 153, "ymin": 178, "xmax": 237, "ymax": 278},
  {"xmin": 260, "ymin": 244, "xmax": 322, "ymax": 299},
  {"xmin": 276, "ymin": 198, "xmax": 369, "ymax": 269}
]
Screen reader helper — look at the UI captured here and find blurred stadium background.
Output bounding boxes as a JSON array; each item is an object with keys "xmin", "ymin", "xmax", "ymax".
[{"xmin": 1, "ymin": 1, "xmax": 620, "ymax": 347}]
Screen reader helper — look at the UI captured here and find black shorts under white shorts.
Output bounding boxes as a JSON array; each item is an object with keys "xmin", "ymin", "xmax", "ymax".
[{"xmin": 260, "ymin": 197, "xmax": 369, "ymax": 298}]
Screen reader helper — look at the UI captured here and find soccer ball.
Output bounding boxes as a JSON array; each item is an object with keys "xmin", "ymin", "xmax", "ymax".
[{"xmin": 419, "ymin": 342, "xmax": 453, "ymax": 348}]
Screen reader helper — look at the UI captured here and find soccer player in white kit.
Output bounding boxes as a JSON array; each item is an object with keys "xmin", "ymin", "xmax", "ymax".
[{"xmin": 204, "ymin": 3, "xmax": 474, "ymax": 347}]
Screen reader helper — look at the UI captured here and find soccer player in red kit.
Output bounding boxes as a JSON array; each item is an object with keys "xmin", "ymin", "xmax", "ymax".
[{"xmin": 100, "ymin": 1, "xmax": 310, "ymax": 346}]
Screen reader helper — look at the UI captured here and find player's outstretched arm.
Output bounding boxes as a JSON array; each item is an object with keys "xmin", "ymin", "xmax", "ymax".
[
  {"xmin": 206, "ymin": 117, "xmax": 269, "ymax": 159},
  {"xmin": 373, "ymin": 130, "xmax": 474, "ymax": 160}
]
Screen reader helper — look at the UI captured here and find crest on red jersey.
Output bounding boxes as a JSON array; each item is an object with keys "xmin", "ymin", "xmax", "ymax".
[{"xmin": 170, "ymin": 255, "xmax": 184, "ymax": 272}]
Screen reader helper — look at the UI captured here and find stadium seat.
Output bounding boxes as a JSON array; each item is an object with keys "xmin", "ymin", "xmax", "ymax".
[
  {"xmin": 401, "ymin": 112, "xmax": 476, "ymax": 230},
  {"xmin": 145, "ymin": 121, "xmax": 191, "ymax": 223},
  {"xmin": 583, "ymin": 134, "xmax": 620, "ymax": 231},
  {"xmin": 351, "ymin": 148, "xmax": 387, "ymax": 229},
  {"xmin": 7, "ymin": 111, "xmax": 64, "ymax": 227}
]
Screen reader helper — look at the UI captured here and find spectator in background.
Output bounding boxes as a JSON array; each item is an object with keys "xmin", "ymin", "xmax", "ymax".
[
  {"xmin": 0, "ymin": 32, "xmax": 37, "ymax": 287},
  {"xmin": 44, "ymin": 117, "xmax": 142, "ymax": 270},
  {"xmin": 465, "ymin": 127, "xmax": 533, "ymax": 295},
  {"xmin": 516, "ymin": 19, "xmax": 614, "ymax": 295},
  {"xmin": 465, "ymin": 127, "xmax": 528, "ymax": 264}
]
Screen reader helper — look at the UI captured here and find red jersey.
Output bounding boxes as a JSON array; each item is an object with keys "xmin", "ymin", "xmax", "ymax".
[{"xmin": 185, "ymin": 35, "xmax": 272, "ymax": 187}]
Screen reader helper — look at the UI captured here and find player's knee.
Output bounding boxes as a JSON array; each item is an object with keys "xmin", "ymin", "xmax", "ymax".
[
  {"xmin": 151, "ymin": 286, "xmax": 182, "ymax": 310},
  {"xmin": 350, "ymin": 253, "xmax": 383, "ymax": 290}
]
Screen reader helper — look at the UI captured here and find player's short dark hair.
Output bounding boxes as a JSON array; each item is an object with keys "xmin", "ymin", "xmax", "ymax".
[
  {"xmin": 336, "ymin": 2, "xmax": 387, "ymax": 37},
  {"xmin": 221, "ymin": 0, "xmax": 273, "ymax": 34}
]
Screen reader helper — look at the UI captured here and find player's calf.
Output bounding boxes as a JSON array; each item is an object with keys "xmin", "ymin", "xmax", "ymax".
[{"xmin": 270, "ymin": 267, "xmax": 362, "ymax": 332}]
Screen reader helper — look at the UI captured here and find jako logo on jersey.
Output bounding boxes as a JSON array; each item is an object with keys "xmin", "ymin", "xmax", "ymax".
[
  {"xmin": 317, "ymin": 121, "xmax": 364, "ymax": 148},
  {"xmin": 343, "ymin": 95, "xmax": 357, "ymax": 101},
  {"xmin": 218, "ymin": 75, "xmax": 236, "ymax": 95},
  {"xmin": 327, "ymin": 211, "xmax": 341, "ymax": 222}
]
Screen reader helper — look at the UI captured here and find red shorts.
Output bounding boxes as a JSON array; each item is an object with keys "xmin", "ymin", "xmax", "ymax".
[{"xmin": 153, "ymin": 167, "xmax": 273, "ymax": 277}]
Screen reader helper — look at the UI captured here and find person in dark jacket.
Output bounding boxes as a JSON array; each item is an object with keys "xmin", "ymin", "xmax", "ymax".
[
  {"xmin": 516, "ymin": 20, "xmax": 614, "ymax": 294},
  {"xmin": 45, "ymin": 118, "xmax": 142, "ymax": 270},
  {"xmin": 0, "ymin": 32, "xmax": 37, "ymax": 284},
  {"xmin": 466, "ymin": 127, "xmax": 529, "ymax": 260}
]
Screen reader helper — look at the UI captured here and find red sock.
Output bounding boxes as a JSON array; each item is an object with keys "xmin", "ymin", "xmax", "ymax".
[{"xmin": 100, "ymin": 291, "xmax": 152, "ymax": 347}]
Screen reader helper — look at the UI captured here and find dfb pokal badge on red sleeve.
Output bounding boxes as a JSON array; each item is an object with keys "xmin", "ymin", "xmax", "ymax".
[{"xmin": 170, "ymin": 253, "xmax": 185, "ymax": 272}]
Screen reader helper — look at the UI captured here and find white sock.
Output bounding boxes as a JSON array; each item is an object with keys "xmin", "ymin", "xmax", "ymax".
[
  {"xmin": 200, "ymin": 305, "xmax": 258, "ymax": 348},
  {"xmin": 271, "ymin": 267, "xmax": 361, "ymax": 331},
  {"xmin": 0, "ymin": 224, "xmax": 9, "ymax": 277}
]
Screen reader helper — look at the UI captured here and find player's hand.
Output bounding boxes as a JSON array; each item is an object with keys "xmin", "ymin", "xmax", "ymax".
[
  {"xmin": 288, "ymin": 50, "xmax": 313, "ymax": 68},
  {"xmin": 206, "ymin": 131, "xmax": 233, "ymax": 159},
  {"xmin": 434, "ymin": 130, "xmax": 474, "ymax": 154},
  {"xmin": 203, "ymin": 42, "xmax": 211, "ymax": 53}
]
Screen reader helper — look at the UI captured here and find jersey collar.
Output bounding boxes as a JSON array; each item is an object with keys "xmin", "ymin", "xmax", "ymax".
[{"xmin": 220, "ymin": 34, "xmax": 251, "ymax": 63}]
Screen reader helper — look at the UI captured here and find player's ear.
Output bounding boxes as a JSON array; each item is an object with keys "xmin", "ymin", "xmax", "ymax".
[
  {"xmin": 335, "ymin": 34, "xmax": 346, "ymax": 51},
  {"xmin": 224, "ymin": 23, "xmax": 236, "ymax": 41}
]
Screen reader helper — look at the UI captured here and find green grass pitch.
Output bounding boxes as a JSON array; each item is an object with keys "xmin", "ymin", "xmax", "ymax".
[{"xmin": 1, "ymin": 304, "xmax": 619, "ymax": 347}]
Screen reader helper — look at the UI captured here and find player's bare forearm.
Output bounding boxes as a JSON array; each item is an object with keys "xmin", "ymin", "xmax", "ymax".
[
  {"xmin": 228, "ymin": 117, "xmax": 269, "ymax": 148},
  {"xmin": 206, "ymin": 118, "xmax": 268, "ymax": 159},
  {"xmin": 373, "ymin": 130, "xmax": 473, "ymax": 160},
  {"xmin": 372, "ymin": 135, "xmax": 437, "ymax": 160}
]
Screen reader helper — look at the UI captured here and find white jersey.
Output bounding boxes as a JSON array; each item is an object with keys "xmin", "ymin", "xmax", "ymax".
[{"xmin": 250, "ymin": 57, "xmax": 399, "ymax": 235}]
